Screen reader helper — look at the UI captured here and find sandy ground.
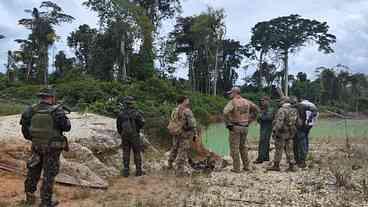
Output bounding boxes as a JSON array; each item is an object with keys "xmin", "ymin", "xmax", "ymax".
[{"xmin": 1, "ymin": 139, "xmax": 368, "ymax": 207}]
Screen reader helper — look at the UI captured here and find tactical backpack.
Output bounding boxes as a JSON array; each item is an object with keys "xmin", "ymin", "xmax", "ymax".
[
  {"xmin": 286, "ymin": 107, "xmax": 299, "ymax": 128},
  {"xmin": 30, "ymin": 104, "xmax": 63, "ymax": 146},
  {"xmin": 167, "ymin": 107, "xmax": 185, "ymax": 136},
  {"xmin": 120, "ymin": 109, "xmax": 138, "ymax": 136}
]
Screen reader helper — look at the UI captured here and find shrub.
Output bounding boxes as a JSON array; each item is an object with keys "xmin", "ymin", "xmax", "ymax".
[{"xmin": 0, "ymin": 78, "xmax": 228, "ymax": 146}]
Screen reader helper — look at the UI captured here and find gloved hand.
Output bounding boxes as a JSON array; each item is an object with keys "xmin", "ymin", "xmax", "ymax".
[{"xmin": 226, "ymin": 125, "xmax": 234, "ymax": 131}]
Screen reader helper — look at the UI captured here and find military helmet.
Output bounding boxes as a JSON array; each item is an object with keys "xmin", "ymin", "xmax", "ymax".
[
  {"xmin": 289, "ymin": 96, "xmax": 298, "ymax": 105},
  {"xmin": 279, "ymin": 96, "xmax": 290, "ymax": 105},
  {"xmin": 260, "ymin": 96, "xmax": 271, "ymax": 102},
  {"xmin": 37, "ymin": 86, "xmax": 56, "ymax": 97},
  {"xmin": 122, "ymin": 96, "xmax": 136, "ymax": 105}
]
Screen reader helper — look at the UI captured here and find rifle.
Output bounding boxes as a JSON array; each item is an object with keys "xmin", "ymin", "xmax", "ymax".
[{"xmin": 56, "ymin": 101, "xmax": 72, "ymax": 114}]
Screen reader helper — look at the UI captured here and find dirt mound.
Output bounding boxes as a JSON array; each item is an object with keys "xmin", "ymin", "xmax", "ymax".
[{"xmin": 0, "ymin": 113, "xmax": 226, "ymax": 190}]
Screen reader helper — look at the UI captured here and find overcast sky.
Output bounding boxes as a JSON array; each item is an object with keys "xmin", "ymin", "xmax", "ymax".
[{"xmin": 0, "ymin": 0, "xmax": 367, "ymax": 81}]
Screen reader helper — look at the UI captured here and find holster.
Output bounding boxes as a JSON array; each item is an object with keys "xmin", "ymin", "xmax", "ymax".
[{"xmin": 27, "ymin": 154, "xmax": 41, "ymax": 168}]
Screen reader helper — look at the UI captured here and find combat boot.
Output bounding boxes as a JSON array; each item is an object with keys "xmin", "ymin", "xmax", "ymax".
[
  {"xmin": 121, "ymin": 168, "xmax": 129, "ymax": 177},
  {"xmin": 39, "ymin": 200, "xmax": 59, "ymax": 207},
  {"xmin": 121, "ymin": 160, "xmax": 130, "ymax": 177},
  {"xmin": 135, "ymin": 168, "xmax": 145, "ymax": 177},
  {"xmin": 297, "ymin": 161, "xmax": 307, "ymax": 169},
  {"xmin": 167, "ymin": 161, "xmax": 174, "ymax": 170},
  {"xmin": 230, "ymin": 168, "xmax": 242, "ymax": 173},
  {"xmin": 253, "ymin": 159, "xmax": 263, "ymax": 164},
  {"xmin": 267, "ymin": 162, "xmax": 280, "ymax": 171},
  {"xmin": 243, "ymin": 163, "xmax": 250, "ymax": 171},
  {"xmin": 25, "ymin": 192, "xmax": 36, "ymax": 205},
  {"xmin": 286, "ymin": 163, "xmax": 297, "ymax": 172}
]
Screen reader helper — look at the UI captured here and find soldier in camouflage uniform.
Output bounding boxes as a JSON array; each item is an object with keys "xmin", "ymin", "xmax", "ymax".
[
  {"xmin": 224, "ymin": 87, "xmax": 259, "ymax": 173},
  {"xmin": 268, "ymin": 96, "xmax": 298, "ymax": 172},
  {"xmin": 117, "ymin": 96, "xmax": 145, "ymax": 177},
  {"xmin": 20, "ymin": 86, "xmax": 71, "ymax": 207},
  {"xmin": 168, "ymin": 96, "xmax": 197, "ymax": 176},
  {"xmin": 254, "ymin": 96, "xmax": 274, "ymax": 164}
]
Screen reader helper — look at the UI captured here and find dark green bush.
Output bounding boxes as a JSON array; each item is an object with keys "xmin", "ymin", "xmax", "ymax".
[{"xmin": 0, "ymin": 77, "xmax": 228, "ymax": 146}]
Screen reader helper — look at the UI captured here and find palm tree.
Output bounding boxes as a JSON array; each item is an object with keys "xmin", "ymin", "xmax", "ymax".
[{"xmin": 18, "ymin": 1, "xmax": 74, "ymax": 84}]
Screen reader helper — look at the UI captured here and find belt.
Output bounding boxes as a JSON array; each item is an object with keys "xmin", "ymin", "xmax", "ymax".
[{"xmin": 232, "ymin": 123, "xmax": 248, "ymax": 127}]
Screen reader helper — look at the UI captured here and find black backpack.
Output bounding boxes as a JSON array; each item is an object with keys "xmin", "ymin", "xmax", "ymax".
[{"xmin": 120, "ymin": 109, "xmax": 138, "ymax": 136}]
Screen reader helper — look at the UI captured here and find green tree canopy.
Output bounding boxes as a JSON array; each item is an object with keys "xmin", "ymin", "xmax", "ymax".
[
  {"xmin": 250, "ymin": 14, "xmax": 336, "ymax": 95},
  {"xmin": 18, "ymin": 1, "xmax": 74, "ymax": 84}
]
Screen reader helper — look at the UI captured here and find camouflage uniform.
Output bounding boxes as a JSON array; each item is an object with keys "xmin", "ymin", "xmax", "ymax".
[
  {"xmin": 224, "ymin": 97, "xmax": 258, "ymax": 172},
  {"xmin": 174, "ymin": 107, "xmax": 197, "ymax": 176},
  {"xmin": 21, "ymin": 94, "xmax": 71, "ymax": 207},
  {"xmin": 269, "ymin": 100, "xmax": 298, "ymax": 171},
  {"xmin": 117, "ymin": 102, "xmax": 145, "ymax": 177},
  {"xmin": 168, "ymin": 136, "xmax": 180, "ymax": 168}
]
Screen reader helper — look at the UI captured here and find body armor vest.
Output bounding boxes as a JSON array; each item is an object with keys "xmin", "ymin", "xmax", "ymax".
[
  {"xmin": 229, "ymin": 98, "xmax": 250, "ymax": 125},
  {"xmin": 30, "ymin": 104, "xmax": 63, "ymax": 146}
]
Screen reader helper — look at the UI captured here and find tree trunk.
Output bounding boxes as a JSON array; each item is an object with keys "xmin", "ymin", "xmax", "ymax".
[
  {"xmin": 188, "ymin": 53, "xmax": 196, "ymax": 92},
  {"xmin": 259, "ymin": 50, "xmax": 264, "ymax": 90},
  {"xmin": 213, "ymin": 46, "xmax": 219, "ymax": 96},
  {"xmin": 41, "ymin": 44, "xmax": 49, "ymax": 85},
  {"xmin": 120, "ymin": 38, "xmax": 127, "ymax": 81},
  {"xmin": 283, "ymin": 50, "xmax": 289, "ymax": 96}
]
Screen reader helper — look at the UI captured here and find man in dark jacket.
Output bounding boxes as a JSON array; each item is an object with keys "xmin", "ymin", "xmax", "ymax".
[
  {"xmin": 294, "ymin": 98, "xmax": 319, "ymax": 168},
  {"xmin": 254, "ymin": 96, "xmax": 274, "ymax": 164},
  {"xmin": 117, "ymin": 96, "xmax": 145, "ymax": 177},
  {"xmin": 20, "ymin": 86, "xmax": 71, "ymax": 207}
]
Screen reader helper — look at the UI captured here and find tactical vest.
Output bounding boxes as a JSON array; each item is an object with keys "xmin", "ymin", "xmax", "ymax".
[
  {"xmin": 167, "ymin": 106, "xmax": 186, "ymax": 136},
  {"xmin": 284, "ymin": 106, "xmax": 298, "ymax": 135},
  {"xmin": 228, "ymin": 98, "xmax": 250, "ymax": 125},
  {"xmin": 30, "ymin": 104, "xmax": 63, "ymax": 146}
]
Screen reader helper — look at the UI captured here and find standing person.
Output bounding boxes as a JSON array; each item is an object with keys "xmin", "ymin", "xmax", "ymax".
[
  {"xmin": 223, "ymin": 87, "xmax": 259, "ymax": 173},
  {"xmin": 294, "ymin": 97, "xmax": 319, "ymax": 168},
  {"xmin": 21, "ymin": 86, "xmax": 71, "ymax": 207},
  {"xmin": 267, "ymin": 97, "xmax": 298, "ymax": 172},
  {"xmin": 254, "ymin": 96, "xmax": 274, "ymax": 164},
  {"xmin": 167, "ymin": 96, "xmax": 197, "ymax": 176},
  {"xmin": 117, "ymin": 96, "xmax": 145, "ymax": 177}
]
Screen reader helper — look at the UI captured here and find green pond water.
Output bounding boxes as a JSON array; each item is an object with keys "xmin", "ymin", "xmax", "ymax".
[{"xmin": 203, "ymin": 119, "xmax": 368, "ymax": 156}]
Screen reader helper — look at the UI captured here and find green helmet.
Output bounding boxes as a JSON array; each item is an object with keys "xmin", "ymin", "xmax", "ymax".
[
  {"xmin": 289, "ymin": 96, "xmax": 298, "ymax": 105},
  {"xmin": 37, "ymin": 86, "xmax": 56, "ymax": 97},
  {"xmin": 122, "ymin": 96, "xmax": 136, "ymax": 105}
]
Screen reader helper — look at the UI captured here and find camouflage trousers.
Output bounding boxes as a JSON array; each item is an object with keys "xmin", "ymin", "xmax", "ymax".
[
  {"xmin": 273, "ymin": 133, "xmax": 295, "ymax": 164},
  {"xmin": 170, "ymin": 131, "xmax": 194, "ymax": 174},
  {"xmin": 121, "ymin": 136, "xmax": 143, "ymax": 171},
  {"xmin": 25, "ymin": 145, "xmax": 62, "ymax": 205},
  {"xmin": 168, "ymin": 136, "xmax": 180, "ymax": 166},
  {"xmin": 229, "ymin": 126, "xmax": 249, "ymax": 171}
]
